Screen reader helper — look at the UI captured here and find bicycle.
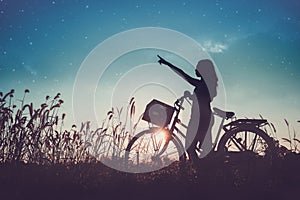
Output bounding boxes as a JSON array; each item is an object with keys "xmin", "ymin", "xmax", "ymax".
[{"xmin": 124, "ymin": 91, "xmax": 275, "ymax": 172}]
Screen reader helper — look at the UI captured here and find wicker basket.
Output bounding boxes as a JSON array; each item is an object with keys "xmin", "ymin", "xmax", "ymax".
[{"xmin": 142, "ymin": 99, "xmax": 175, "ymax": 127}]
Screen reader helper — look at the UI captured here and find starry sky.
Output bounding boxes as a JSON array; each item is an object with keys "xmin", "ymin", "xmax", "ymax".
[{"xmin": 1, "ymin": 0, "xmax": 300, "ymax": 139}]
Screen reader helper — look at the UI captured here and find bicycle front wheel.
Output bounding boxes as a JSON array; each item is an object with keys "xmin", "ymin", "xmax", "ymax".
[{"xmin": 125, "ymin": 127, "xmax": 185, "ymax": 173}]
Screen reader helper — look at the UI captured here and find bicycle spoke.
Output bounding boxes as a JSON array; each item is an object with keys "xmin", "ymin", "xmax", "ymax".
[
  {"xmin": 157, "ymin": 139, "xmax": 162, "ymax": 150},
  {"xmin": 137, "ymin": 137, "xmax": 145, "ymax": 150},
  {"xmin": 244, "ymin": 131, "xmax": 247, "ymax": 149},
  {"xmin": 136, "ymin": 152, "xmax": 139, "ymax": 165},
  {"xmin": 145, "ymin": 139, "xmax": 151, "ymax": 154},
  {"xmin": 250, "ymin": 133, "xmax": 258, "ymax": 152},
  {"xmin": 230, "ymin": 135, "xmax": 245, "ymax": 151},
  {"xmin": 151, "ymin": 134, "xmax": 157, "ymax": 151}
]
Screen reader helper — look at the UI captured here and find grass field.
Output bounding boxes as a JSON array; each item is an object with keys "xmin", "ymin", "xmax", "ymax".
[
  {"xmin": 1, "ymin": 154, "xmax": 300, "ymax": 200},
  {"xmin": 1, "ymin": 89, "xmax": 299, "ymax": 200}
]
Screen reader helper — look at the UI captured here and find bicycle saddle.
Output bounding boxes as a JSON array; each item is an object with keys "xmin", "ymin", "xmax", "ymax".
[{"xmin": 213, "ymin": 107, "xmax": 235, "ymax": 119}]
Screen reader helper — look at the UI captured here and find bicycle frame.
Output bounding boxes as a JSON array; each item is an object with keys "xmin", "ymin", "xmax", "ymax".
[
  {"xmin": 137, "ymin": 90, "xmax": 272, "ymax": 161},
  {"xmin": 167, "ymin": 93, "xmax": 230, "ymax": 152},
  {"xmin": 159, "ymin": 92, "xmax": 227, "ymax": 153}
]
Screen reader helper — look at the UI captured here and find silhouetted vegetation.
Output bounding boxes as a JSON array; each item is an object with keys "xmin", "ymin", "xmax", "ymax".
[
  {"xmin": 0, "ymin": 89, "xmax": 299, "ymax": 200},
  {"xmin": 0, "ymin": 90, "xmax": 141, "ymax": 166}
]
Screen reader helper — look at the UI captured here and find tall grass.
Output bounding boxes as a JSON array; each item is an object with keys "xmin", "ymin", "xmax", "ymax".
[
  {"xmin": 238, "ymin": 114, "xmax": 299, "ymax": 158},
  {"xmin": 0, "ymin": 89, "xmax": 142, "ymax": 166},
  {"xmin": 0, "ymin": 89, "xmax": 84, "ymax": 164},
  {"xmin": 1, "ymin": 89, "xmax": 298, "ymax": 167},
  {"xmin": 281, "ymin": 119, "xmax": 299, "ymax": 153},
  {"xmin": 89, "ymin": 97, "xmax": 143, "ymax": 167}
]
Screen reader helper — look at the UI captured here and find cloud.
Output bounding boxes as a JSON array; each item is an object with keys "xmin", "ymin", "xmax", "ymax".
[{"xmin": 202, "ymin": 40, "xmax": 227, "ymax": 53}]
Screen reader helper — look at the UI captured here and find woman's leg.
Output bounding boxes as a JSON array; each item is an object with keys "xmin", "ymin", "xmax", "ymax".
[
  {"xmin": 199, "ymin": 114, "xmax": 214, "ymax": 158},
  {"xmin": 196, "ymin": 105, "xmax": 212, "ymax": 153},
  {"xmin": 185, "ymin": 116, "xmax": 199, "ymax": 162},
  {"xmin": 186, "ymin": 140, "xmax": 198, "ymax": 162}
]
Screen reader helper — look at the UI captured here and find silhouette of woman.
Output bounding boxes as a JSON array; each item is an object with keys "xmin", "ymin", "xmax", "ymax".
[{"xmin": 157, "ymin": 55, "xmax": 218, "ymax": 163}]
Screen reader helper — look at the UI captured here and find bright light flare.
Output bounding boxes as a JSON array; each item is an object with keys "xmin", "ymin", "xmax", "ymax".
[{"xmin": 153, "ymin": 129, "xmax": 171, "ymax": 144}]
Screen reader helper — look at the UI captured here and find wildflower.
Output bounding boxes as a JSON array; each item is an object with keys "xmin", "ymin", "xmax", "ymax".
[{"xmin": 54, "ymin": 93, "xmax": 61, "ymax": 99}]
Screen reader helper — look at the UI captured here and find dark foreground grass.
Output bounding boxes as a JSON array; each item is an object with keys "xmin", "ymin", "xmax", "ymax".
[{"xmin": 1, "ymin": 153, "xmax": 300, "ymax": 200}]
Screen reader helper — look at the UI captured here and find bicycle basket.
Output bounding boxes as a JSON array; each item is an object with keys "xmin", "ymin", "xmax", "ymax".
[{"xmin": 142, "ymin": 99, "xmax": 175, "ymax": 127}]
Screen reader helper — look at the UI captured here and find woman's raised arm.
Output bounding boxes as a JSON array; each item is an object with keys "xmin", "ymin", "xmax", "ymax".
[{"xmin": 157, "ymin": 55, "xmax": 199, "ymax": 86}]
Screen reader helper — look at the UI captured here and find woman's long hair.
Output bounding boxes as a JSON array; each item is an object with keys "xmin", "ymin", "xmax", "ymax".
[{"xmin": 196, "ymin": 59, "xmax": 218, "ymax": 101}]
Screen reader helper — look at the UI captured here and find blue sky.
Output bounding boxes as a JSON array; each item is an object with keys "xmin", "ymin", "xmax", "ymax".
[{"xmin": 1, "ymin": 0, "xmax": 300, "ymax": 139}]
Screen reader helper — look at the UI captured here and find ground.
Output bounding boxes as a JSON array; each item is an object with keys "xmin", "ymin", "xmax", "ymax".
[{"xmin": 1, "ymin": 152, "xmax": 299, "ymax": 200}]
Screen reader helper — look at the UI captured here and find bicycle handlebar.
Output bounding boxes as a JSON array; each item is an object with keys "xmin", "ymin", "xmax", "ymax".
[{"xmin": 174, "ymin": 90, "xmax": 192, "ymax": 108}]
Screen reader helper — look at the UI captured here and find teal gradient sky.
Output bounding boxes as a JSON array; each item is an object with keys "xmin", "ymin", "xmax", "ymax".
[{"xmin": 1, "ymin": 0, "xmax": 300, "ymax": 140}]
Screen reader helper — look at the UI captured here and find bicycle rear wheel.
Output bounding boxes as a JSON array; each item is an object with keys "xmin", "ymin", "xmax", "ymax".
[
  {"xmin": 217, "ymin": 126, "xmax": 274, "ymax": 158},
  {"xmin": 125, "ymin": 127, "xmax": 185, "ymax": 173}
]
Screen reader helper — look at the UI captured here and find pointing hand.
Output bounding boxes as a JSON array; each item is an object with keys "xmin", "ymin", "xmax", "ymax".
[{"xmin": 157, "ymin": 55, "xmax": 168, "ymax": 65}]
